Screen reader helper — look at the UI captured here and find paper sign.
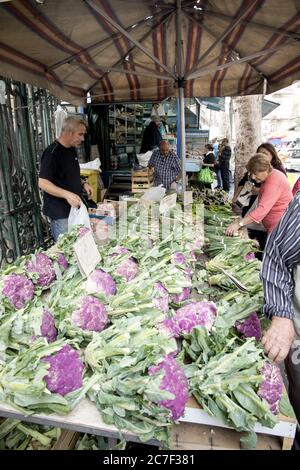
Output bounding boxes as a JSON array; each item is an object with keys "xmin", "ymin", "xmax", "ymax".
[
  {"xmin": 183, "ymin": 191, "xmax": 193, "ymax": 205},
  {"xmin": 159, "ymin": 193, "xmax": 177, "ymax": 214},
  {"xmin": 73, "ymin": 231, "xmax": 101, "ymax": 277}
]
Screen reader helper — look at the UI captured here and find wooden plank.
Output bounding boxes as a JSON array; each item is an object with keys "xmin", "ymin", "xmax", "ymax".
[
  {"xmin": 132, "ymin": 176, "xmax": 154, "ymax": 182},
  {"xmin": 0, "ymin": 399, "xmax": 158, "ymax": 446},
  {"xmin": 132, "ymin": 183, "xmax": 153, "ymax": 189},
  {"xmin": 0, "ymin": 397, "xmax": 295, "ymax": 450},
  {"xmin": 182, "ymin": 397, "xmax": 297, "ymax": 439},
  {"xmin": 132, "ymin": 169, "xmax": 153, "ymax": 176},
  {"xmin": 171, "ymin": 422, "xmax": 282, "ymax": 450},
  {"xmin": 282, "ymin": 437, "xmax": 294, "ymax": 451},
  {"xmin": 52, "ymin": 430, "xmax": 80, "ymax": 450}
]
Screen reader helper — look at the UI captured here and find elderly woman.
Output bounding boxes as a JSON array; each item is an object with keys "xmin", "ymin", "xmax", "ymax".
[{"xmin": 226, "ymin": 154, "xmax": 292, "ymax": 237}]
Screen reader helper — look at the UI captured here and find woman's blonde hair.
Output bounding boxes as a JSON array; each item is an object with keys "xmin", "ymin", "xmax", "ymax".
[{"xmin": 246, "ymin": 153, "xmax": 272, "ymax": 174}]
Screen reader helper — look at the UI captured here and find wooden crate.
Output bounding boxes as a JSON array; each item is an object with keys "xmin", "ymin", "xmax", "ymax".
[
  {"xmin": 132, "ymin": 168, "xmax": 154, "ymax": 193},
  {"xmin": 175, "ymin": 397, "xmax": 297, "ymax": 450},
  {"xmin": 171, "ymin": 422, "xmax": 283, "ymax": 450}
]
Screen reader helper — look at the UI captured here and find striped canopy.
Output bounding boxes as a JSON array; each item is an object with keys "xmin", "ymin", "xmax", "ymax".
[{"xmin": 0, "ymin": 0, "xmax": 299, "ymax": 104}]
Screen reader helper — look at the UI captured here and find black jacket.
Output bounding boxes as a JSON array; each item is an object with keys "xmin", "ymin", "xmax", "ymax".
[{"xmin": 140, "ymin": 122, "xmax": 162, "ymax": 153}]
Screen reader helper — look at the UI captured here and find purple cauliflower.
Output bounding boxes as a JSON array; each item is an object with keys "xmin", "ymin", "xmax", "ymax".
[
  {"xmin": 171, "ymin": 287, "xmax": 191, "ymax": 304},
  {"xmin": 148, "ymin": 354, "xmax": 189, "ymax": 420},
  {"xmin": 57, "ymin": 253, "xmax": 69, "ymax": 272},
  {"xmin": 187, "ymin": 239, "xmax": 203, "ymax": 252},
  {"xmin": 116, "ymin": 258, "xmax": 139, "ymax": 282},
  {"xmin": 258, "ymin": 362, "xmax": 283, "ymax": 414},
  {"xmin": 26, "ymin": 253, "xmax": 56, "ymax": 288},
  {"xmin": 42, "ymin": 344, "xmax": 84, "ymax": 396},
  {"xmin": 236, "ymin": 313, "xmax": 262, "ymax": 342},
  {"xmin": 244, "ymin": 252, "xmax": 255, "ymax": 261},
  {"xmin": 159, "ymin": 301, "xmax": 217, "ymax": 338},
  {"xmin": 171, "ymin": 252, "xmax": 187, "ymax": 265},
  {"xmin": 40, "ymin": 308, "xmax": 58, "ymax": 343},
  {"xmin": 153, "ymin": 282, "xmax": 170, "ymax": 313},
  {"xmin": 2, "ymin": 274, "xmax": 34, "ymax": 309},
  {"xmin": 79, "ymin": 227, "xmax": 91, "ymax": 237},
  {"xmin": 112, "ymin": 246, "xmax": 130, "ymax": 256},
  {"xmin": 71, "ymin": 295, "xmax": 108, "ymax": 332},
  {"xmin": 86, "ymin": 269, "xmax": 117, "ymax": 297}
]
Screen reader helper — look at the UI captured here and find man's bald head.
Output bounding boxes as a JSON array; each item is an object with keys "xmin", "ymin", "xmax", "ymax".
[{"xmin": 159, "ymin": 140, "xmax": 170, "ymax": 156}]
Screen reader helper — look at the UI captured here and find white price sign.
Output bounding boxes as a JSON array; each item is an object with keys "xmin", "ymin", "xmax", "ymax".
[
  {"xmin": 73, "ymin": 231, "xmax": 101, "ymax": 277},
  {"xmin": 183, "ymin": 191, "xmax": 193, "ymax": 205}
]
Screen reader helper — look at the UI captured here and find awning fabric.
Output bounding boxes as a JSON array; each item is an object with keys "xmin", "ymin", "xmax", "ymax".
[{"xmin": 0, "ymin": 0, "xmax": 299, "ymax": 104}]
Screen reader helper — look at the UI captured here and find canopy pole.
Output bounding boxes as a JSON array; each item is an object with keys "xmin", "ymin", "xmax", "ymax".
[
  {"xmin": 176, "ymin": 0, "xmax": 186, "ymax": 192},
  {"xmin": 178, "ymin": 83, "xmax": 186, "ymax": 191}
]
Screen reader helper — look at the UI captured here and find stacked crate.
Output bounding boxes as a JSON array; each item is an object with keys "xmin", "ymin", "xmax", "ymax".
[{"xmin": 131, "ymin": 168, "xmax": 154, "ymax": 193}]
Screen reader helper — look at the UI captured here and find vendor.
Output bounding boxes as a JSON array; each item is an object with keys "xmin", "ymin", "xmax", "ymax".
[
  {"xmin": 226, "ymin": 154, "xmax": 292, "ymax": 238},
  {"xmin": 148, "ymin": 140, "xmax": 181, "ymax": 191},
  {"xmin": 38, "ymin": 116, "xmax": 93, "ymax": 241}
]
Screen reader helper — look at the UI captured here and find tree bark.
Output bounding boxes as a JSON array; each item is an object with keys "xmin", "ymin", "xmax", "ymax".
[{"xmin": 232, "ymin": 95, "xmax": 262, "ymax": 188}]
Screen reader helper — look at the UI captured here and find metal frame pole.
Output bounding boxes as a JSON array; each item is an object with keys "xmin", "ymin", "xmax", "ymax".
[{"xmin": 176, "ymin": 0, "xmax": 186, "ymax": 191}]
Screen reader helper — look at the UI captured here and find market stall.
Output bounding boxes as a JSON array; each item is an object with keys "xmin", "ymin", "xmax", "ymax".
[{"xmin": 0, "ymin": 193, "xmax": 297, "ymax": 450}]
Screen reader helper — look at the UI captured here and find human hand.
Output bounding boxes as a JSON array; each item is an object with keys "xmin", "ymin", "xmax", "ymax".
[
  {"xmin": 83, "ymin": 182, "xmax": 93, "ymax": 199},
  {"xmin": 65, "ymin": 192, "xmax": 82, "ymax": 208},
  {"xmin": 225, "ymin": 220, "xmax": 239, "ymax": 236},
  {"xmin": 262, "ymin": 317, "xmax": 295, "ymax": 363}
]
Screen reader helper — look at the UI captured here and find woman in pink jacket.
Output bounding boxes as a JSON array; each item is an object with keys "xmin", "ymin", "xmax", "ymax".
[{"xmin": 226, "ymin": 154, "xmax": 292, "ymax": 236}]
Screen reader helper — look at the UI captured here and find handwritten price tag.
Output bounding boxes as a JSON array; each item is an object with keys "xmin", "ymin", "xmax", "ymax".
[{"xmin": 73, "ymin": 231, "xmax": 101, "ymax": 277}]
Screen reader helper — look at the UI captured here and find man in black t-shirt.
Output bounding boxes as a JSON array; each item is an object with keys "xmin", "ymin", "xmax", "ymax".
[{"xmin": 39, "ymin": 116, "xmax": 93, "ymax": 241}]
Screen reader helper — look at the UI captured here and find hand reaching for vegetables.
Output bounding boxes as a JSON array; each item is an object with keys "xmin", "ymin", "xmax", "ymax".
[
  {"xmin": 226, "ymin": 220, "xmax": 240, "ymax": 236},
  {"xmin": 262, "ymin": 317, "xmax": 295, "ymax": 363}
]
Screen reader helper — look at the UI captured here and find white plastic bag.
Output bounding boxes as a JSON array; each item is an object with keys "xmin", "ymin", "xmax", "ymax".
[
  {"xmin": 140, "ymin": 185, "xmax": 166, "ymax": 202},
  {"xmin": 79, "ymin": 158, "xmax": 101, "ymax": 171},
  {"xmin": 137, "ymin": 151, "xmax": 153, "ymax": 167},
  {"xmin": 68, "ymin": 204, "xmax": 91, "ymax": 231}
]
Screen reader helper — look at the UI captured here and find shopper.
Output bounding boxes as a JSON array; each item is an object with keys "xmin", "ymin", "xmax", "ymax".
[
  {"xmin": 226, "ymin": 153, "xmax": 292, "ymax": 236},
  {"xmin": 218, "ymin": 138, "xmax": 231, "ymax": 192},
  {"xmin": 199, "ymin": 144, "xmax": 216, "ymax": 190},
  {"xmin": 261, "ymin": 192, "xmax": 300, "ymax": 449},
  {"xmin": 148, "ymin": 140, "xmax": 181, "ymax": 191},
  {"xmin": 212, "ymin": 138, "xmax": 222, "ymax": 188},
  {"xmin": 232, "ymin": 143, "xmax": 287, "ymax": 250},
  {"xmin": 39, "ymin": 116, "xmax": 93, "ymax": 241},
  {"xmin": 140, "ymin": 117, "xmax": 162, "ymax": 153},
  {"xmin": 256, "ymin": 142, "xmax": 286, "ymax": 175}
]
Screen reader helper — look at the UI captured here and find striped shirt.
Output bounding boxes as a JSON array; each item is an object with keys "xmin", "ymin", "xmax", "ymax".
[
  {"xmin": 261, "ymin": 192, "xmax": 300, "ymax": 320},
  {"xmin": 148, "ymin": 149, "xmax": 181, "ymax": 190}
]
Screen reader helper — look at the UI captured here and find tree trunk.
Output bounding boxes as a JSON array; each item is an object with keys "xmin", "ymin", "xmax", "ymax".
[{"xmin": 232, "ymin": 95, "xmax": 262, "ymax": 188}]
